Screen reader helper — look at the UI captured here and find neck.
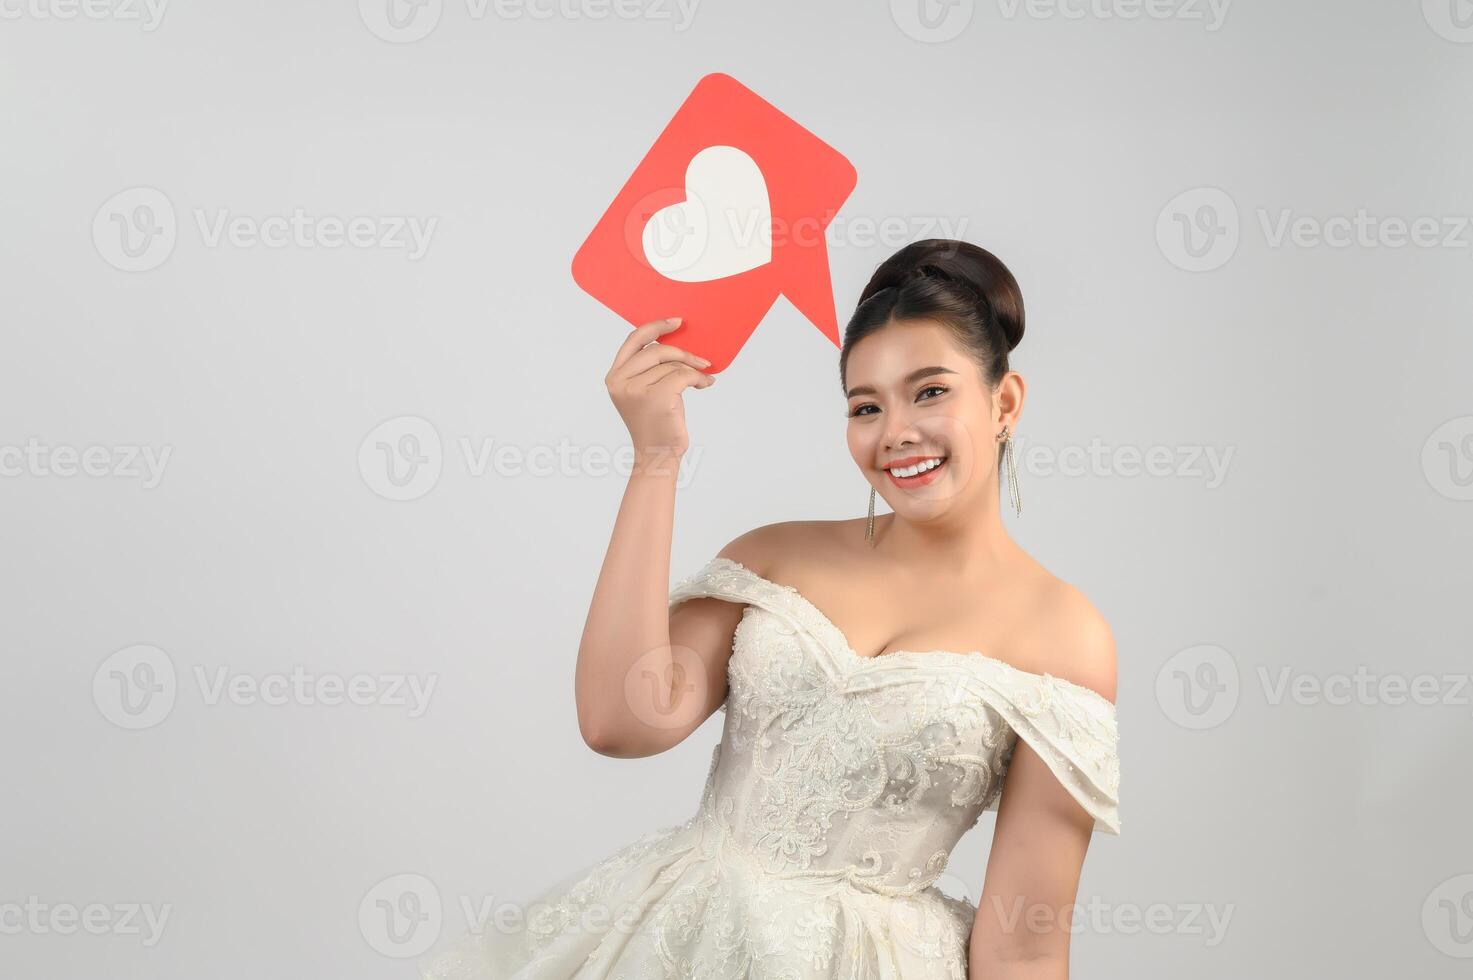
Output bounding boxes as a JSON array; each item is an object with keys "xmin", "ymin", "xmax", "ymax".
[{"xmin": 871, "ymin": 477, "xmax": 1015, "ymax": 573}]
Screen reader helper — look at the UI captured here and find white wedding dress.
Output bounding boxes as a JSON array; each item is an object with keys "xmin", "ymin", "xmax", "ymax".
[{"xmin": 420, "ymin": 556, "xmax": 1120, "ymax": 980}]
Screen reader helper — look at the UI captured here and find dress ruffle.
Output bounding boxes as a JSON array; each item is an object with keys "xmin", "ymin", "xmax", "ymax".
[{"xmin": 419, "ymin": 811, "xmax": 978, "ymax": 980}]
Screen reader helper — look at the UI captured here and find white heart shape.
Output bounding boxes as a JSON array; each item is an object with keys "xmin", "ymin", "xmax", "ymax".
[{"xmin": 642, "ymin": 145, "xmax": 772, "ymax": 282}]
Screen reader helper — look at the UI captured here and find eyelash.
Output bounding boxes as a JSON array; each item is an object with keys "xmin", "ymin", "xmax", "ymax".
[{"xmin": 848, "ymin": 385, "xmax": 948, "ymax": 418}]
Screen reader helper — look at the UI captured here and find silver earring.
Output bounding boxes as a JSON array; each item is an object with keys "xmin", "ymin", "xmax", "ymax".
[
  {"xmin": 998, "ymin": 425, "xmax": 1021, "ymax": 517},
  {"xmin": 865, "ymin": 485, "xmax": 877, "ymax": 544}
]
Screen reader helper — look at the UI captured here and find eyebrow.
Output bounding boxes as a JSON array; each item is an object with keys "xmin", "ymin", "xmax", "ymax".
[{"xmin": 845, "ymin": 366, "xmax": 958, "ymax": 399}]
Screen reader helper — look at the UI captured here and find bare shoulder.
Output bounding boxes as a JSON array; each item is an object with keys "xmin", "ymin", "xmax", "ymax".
[
  {"xmin": 1016, "ymin": 561, "xmax": 1118, "ymax": 704},
  {"xmin": 715, "ymin": 520, "xmax": 811, "ymax": 574},
  {"xmin": 715, "ymin": 519, "xmax": 847, "ymax": 578}
]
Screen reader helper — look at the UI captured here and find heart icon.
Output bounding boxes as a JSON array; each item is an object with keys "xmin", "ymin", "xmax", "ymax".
[
  {"xmin": 641, "ymin": 145, "xmax": 772, "ymax": 282},
  {"xmin": 572, "ymin": 72, "xmax": 859, "ymax": 372}
]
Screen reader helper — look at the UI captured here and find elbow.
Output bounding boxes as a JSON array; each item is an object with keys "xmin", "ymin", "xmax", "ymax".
[
  {"xmin": 577, "ymin": 710, "xmax": 619, "ymax": 756},
  {"xmin": 577, "ymin": 709, "xmax": 638, "ymax": 757},
  {"xmin": 583, "ymin": 731, "xmax": 628, "ymax": 758},
  {"xmin": 575, "ymin": 672, "xmax": 621, "ymax": 755},
  {"xmin": 578, "ymin": 714, "xmax": 669, "ymax": 759}
]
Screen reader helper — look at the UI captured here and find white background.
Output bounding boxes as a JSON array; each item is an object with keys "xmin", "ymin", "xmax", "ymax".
[{"xmin": 3, "ymin": 1, "xmax": 1472, "ymax": 977}]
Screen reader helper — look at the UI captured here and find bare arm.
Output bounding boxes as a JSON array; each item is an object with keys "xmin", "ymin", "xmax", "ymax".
[
  {"xmin": 969, "ymin": 591, "xmax": 1118, "ymax": 979},
  {"xmin": 573, "ymin": 317, "xmax": 733, "ymax": 758}
]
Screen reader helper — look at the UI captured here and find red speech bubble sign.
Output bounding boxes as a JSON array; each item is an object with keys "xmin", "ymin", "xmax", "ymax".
[{"xmin": 572, "ymin": 72, "xmax": 858, "ymax": 373}]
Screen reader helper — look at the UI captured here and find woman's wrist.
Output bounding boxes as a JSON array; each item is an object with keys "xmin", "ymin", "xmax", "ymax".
[{"xmin": 630, "ymin": 445, "xmax": 685, "ymax": 478}]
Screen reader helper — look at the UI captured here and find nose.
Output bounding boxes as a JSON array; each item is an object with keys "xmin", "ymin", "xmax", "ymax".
[{"xmin": 881, "ymin": 408, "xmax": 923, "ymax": 452}]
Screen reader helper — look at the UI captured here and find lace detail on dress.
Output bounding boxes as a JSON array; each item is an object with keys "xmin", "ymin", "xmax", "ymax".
[
  {"xmin": 670, "ymin": 557, "xmax": 1121, "ymax": 837},
  {"xmin": 418, "ymin": 555, "xmax": 1120, "ymax": 980}
]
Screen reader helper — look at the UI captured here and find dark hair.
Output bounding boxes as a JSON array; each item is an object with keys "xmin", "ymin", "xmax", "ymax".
[{"xmin": 839, "ymin": 239, "xmax": 1025, "ymax": 390}]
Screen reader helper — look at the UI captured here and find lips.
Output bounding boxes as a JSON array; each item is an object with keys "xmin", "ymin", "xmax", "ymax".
[
  {"xmin": 883, "ymin": 455, "xmax": 949, "ymax": 488},
  {"xmin": 884, "ymin": 455, "xmax": 946, "ymax": 475}
]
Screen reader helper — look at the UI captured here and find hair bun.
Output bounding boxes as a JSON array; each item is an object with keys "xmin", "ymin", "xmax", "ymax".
[{"xmin": 857, "ymin": 239, "xmax": 1025, "ymax": 352}]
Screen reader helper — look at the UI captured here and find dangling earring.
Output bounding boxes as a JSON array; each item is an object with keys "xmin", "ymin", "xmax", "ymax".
[
  {"xmin": 865, "ymin": 485, "xmax": 877, "ymax": 545},
  {"xmin": 998, "ymin": 425, "xmax": 1022, "ymax": 517}
]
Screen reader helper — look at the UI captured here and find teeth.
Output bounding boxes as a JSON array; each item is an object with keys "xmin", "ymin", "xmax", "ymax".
[{"xmin": 889, "ymin": 457, "xmax": 945, "ymax": 478}]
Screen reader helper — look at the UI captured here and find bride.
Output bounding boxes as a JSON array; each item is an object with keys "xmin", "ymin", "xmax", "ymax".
[{"xmin": 422, "ymin": 239, "xmax": 1120, "ymax": 979}]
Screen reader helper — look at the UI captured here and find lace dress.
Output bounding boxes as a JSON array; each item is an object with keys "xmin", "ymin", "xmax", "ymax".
[{"xmin": 420, "ymin": 556, "xmax": 1120, "ymax": 979}]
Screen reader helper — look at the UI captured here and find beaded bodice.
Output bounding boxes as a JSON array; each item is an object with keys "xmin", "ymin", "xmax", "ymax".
[{"xmin": 670, "ymin": 557, "xmax": 1121, "ymax": 898}]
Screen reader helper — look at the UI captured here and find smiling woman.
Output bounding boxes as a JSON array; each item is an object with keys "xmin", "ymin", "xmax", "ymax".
[
  {"xmin": 421, "ymin": 238, "xmax": 1120, "ymax": 980},
  {"xmin": 841, "ymin": 239, "xmax": 1029, "ymax": 528}
]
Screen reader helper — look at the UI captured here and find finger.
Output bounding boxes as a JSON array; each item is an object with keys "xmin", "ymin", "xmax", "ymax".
[
  {"xmin": 646, "ymin": 363, "xmax": 714, "ymax": 394},
  {"xmin": 631, "ymin": 360, "xmax": 692, "ymax": 388},
  {"xmin": 610, "ymin": 317, "xmax": 683, "ymax": 376},
  {"xmin": 624, "ymin": 349, "xmax": 709, "ymax": 389},
  {"xmin": 620, "ymin": 342, "xmax": 711, "ymax": 381}
]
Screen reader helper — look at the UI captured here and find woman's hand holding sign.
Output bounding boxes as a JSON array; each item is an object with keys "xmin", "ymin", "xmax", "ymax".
[{"xmin": 605, "ymin": 317, "xmax": 715, "ymax": 469}]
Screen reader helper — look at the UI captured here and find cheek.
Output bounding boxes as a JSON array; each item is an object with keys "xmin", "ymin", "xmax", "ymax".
[{"xmin": 917, "ymin": 413, "xmax": 978, "ymax": 459}]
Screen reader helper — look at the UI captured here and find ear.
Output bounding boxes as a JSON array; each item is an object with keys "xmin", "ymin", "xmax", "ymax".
[{"xmin": 994, "ymin": 371, "xmax": 1026, "ymax": 433}]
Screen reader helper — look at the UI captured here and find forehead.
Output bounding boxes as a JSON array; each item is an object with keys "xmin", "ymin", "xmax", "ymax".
[{"xmin": 845, "ymin": 318, "xmax": 970, "ymax": 383}]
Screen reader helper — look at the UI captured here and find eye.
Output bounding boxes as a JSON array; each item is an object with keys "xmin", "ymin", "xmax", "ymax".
[{"xmin": 848, "ymin": 385, "xmax": 949, "ymax": 418}]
